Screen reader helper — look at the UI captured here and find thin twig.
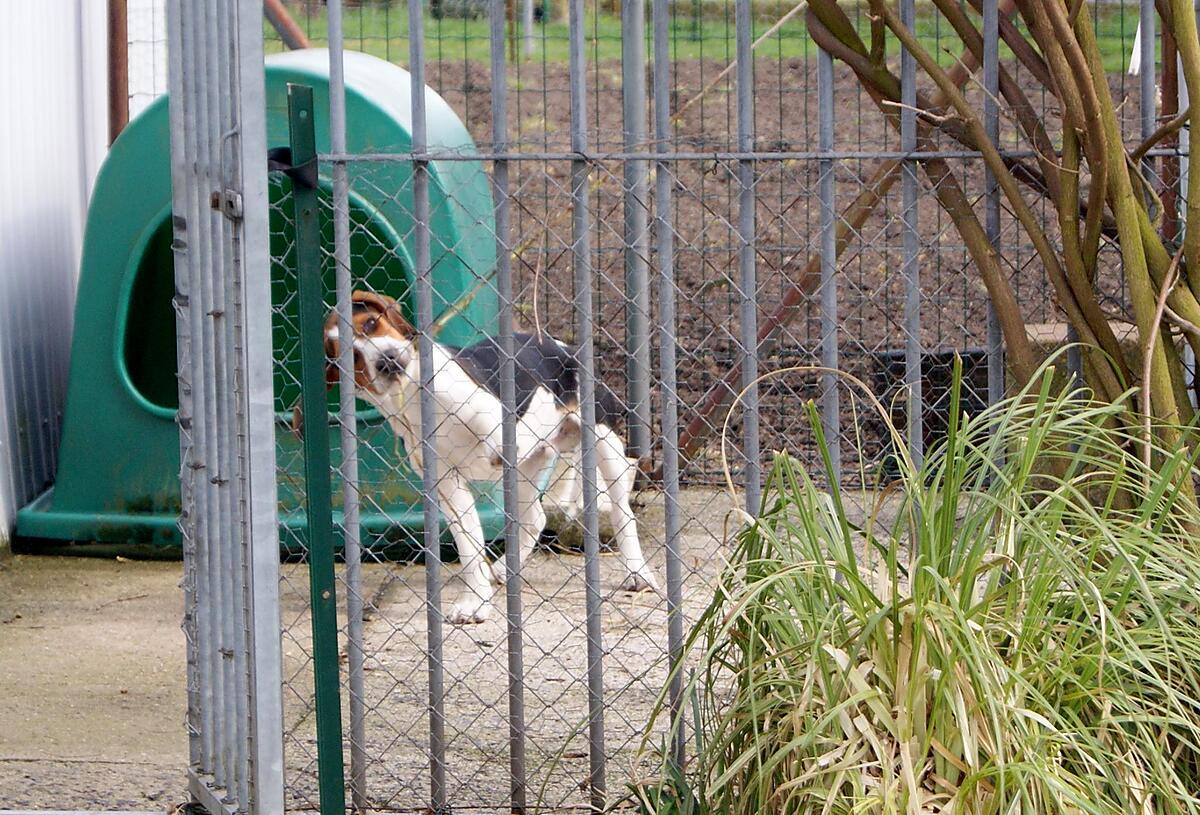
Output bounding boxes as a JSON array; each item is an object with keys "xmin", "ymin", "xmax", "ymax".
[
  {"xmin": 673, "ymin": 0, "xmax": 809, "ymax": 123},
  {"xmin": 531, "ymin": 241, "xmax": 545, "ymax": 340},
  {"xmin": 1131, "ymin": 105, "xmax": 1190, "ymax": 164},
  {"xmin": 94, "ymin": 593, "xmax": 150, "ymax": 610},
  {"xmin": 879, "ymin": 99, "xmax": 957, "ymax": 126},
  {"xmin": 1165, "ymin": 305, "xmax": 1200, "ymax": 338}
]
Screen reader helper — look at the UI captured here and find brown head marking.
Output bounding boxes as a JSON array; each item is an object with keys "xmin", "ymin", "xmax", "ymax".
[{"xmin": 323, "ymin": 290, "xmax": 415, "ymax": 390}]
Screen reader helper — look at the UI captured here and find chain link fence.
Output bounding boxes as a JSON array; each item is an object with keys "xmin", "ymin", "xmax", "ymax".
[{"xmin": 241, "ymin": 1, "xmax": 1164, "ymax": 811}]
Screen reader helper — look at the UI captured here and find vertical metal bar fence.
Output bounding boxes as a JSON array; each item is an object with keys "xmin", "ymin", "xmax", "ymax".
[
  {"xmin": 900, "ymin": 0, "xmax": 923, "ymax": 468},
  {"xmin": 818, "ymin": 46, "xmax": 839, "ymax": 481},
  {"xmin": 622, "ymin": 0, "xmax": 652, "ymax": 462},
  {"xmin": 984, "ymin": 0, "xmax": 1004, "ymax": 408},
  {"xmin": 490, "ymin": 0, "xmax": 530, "ymax": 808},
  {"xmin": 179, "ymin": 3, "xmax": 1171, "ymax": 813},
  {"xmin": 736, "ymin": 0, "xmax": 760, "ymax": 511},
  {"xmin": 288, "ymin": 83, "xmax": 349, "ymax": 815},
  {"xmin": 652, "ymin": 0, "xmax": 687, "ymax": 771}
]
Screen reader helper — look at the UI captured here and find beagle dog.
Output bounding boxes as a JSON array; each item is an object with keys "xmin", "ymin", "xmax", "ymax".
[{"xmin": 325, "ymin": 290, "xmax": 660, "ymax": 624}]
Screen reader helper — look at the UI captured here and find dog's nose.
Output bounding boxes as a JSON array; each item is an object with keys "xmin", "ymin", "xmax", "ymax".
[{"xmin": 376, "ymin": 348, "xmax": 407, "ymax": 376}]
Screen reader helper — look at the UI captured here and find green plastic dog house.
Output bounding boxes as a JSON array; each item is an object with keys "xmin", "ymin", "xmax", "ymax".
[{"xmin": 17, "ymin": 50, "xmax": 502, "ymax": 553}]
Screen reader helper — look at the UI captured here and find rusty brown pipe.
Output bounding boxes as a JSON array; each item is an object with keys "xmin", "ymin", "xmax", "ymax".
[
  {"xmin": 265, "ymin": 0, "xmax": 311, "ymax": 50},
  {"xmin": 108, "ymin": 0, "xmax": 128, "ymax": 145}
]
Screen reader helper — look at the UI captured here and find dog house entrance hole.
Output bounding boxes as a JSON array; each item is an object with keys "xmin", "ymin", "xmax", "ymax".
[
  {"xmin": 121, "ymin": 188, "xmax": 412, "ymax": 416},
  {"xmin": 124, "ymin": 216, "xmax": 179, "ymax": 411}
]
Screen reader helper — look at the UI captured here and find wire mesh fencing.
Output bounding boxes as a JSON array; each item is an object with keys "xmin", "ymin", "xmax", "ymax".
[{"xmin": 247, "ymin": 0, "xmax": 1169, "ymax": 812}]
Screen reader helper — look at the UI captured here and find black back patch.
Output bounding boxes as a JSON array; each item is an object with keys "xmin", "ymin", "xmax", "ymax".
[{"xmin": 452, "ymin": 333, "xmax": 621, "ymax": 427}]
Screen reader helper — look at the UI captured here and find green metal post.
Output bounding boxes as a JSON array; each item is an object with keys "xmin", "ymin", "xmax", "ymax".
[{"xmin": 286, "ymin": 82, "xmax": 348, "ymax": 815}]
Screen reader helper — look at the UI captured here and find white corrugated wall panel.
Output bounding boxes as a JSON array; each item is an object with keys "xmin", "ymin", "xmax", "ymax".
[{"xmin": 0, "ymin": 0, "xmax": 107, "ymax": 545}]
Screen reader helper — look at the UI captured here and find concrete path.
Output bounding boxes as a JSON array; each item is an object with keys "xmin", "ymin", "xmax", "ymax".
[{"xmin": 0, "ymin": 555, "xmax": 187, "ymax": 811}]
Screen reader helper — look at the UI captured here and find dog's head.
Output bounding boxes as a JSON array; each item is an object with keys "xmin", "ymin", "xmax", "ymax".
[{"xmin": 323, "ymin": 290, "xmax": 417, "ymax": 395}]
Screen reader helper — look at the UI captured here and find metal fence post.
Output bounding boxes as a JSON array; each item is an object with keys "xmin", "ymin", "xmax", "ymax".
[
  {"xmin": 522, "ymin": 0, "xmax": 534, "ymax": 57},
  {"xmin": 168, "ymin": 0, "xmax": 210, "ymax": 779},
  {"xmin": 325, "ymin": 3, "xmax": 369, "ymax": 810},
  {"xmin": 568, "ymin": 0, "xmax": 608, "ymax": 804},
  {"xmin": 211, "ymin": 5, "xmax": 251, "ymax": 805},
  {"xmin": 818, "ymin": 46, "xmax": 839, "ymax": 482},
  {"xmin": 735, "ymin": 0, "xmax": 760, "ymax": 511},
  {"xmin": 193, "ymin": 5, "xmax": 229, "ymax": 793},
  {"xmin": 1140, "ymin": 0, "xmax": 1157, "ymax": 183},
  {"xmin": 170, "ymin": 1, "xmax": 283, "ymax": 812},
  {"xmin": 407, "ymin": 0, "xmax": 450, "ymax": 808},
  {"xmin": 900, "ymin": 0, "xmax": 923, "ymax": 468},
  {"xmin": 652, "ymin": 0, "xmax": 686, "ymax": 769},
  {"xmin": 622, "ymin": 0, "xmax": 652, "ymax": 463},
  {"xmin": 490, "ymin": 0, "xmax": 529, "ymax": 808},
  {"xmin": 236, "ymin": 2, "xmax": 285, "ymax": 802},
  {"xmin": 984, "ymin": 0, "xmax": 1004, "ymax": 408},
  {"xmin": 287, "ymin": 82, "xmax": 349, "ymax": 815}
]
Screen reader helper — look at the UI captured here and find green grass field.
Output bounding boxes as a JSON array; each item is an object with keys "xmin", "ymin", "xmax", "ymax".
[{"xmin": 267, "ymin": 1, "xmax": 1146, "ymax": 74}]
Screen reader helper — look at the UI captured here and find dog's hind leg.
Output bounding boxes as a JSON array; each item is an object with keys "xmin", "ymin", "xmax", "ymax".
[
  {"xmin": 545, "ymin": 427, "xmax": 584, "ymax": 521},
  {"xmin": 438, "ymin": 474, "xmax": 495, "ymax": 624},
  {"xmin": 596, "ymin": 424, "xmax": 661, "ymax": 594}
]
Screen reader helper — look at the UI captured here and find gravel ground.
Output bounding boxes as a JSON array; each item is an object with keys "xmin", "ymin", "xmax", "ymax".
[
  {"xmin": 0, "ymin": 487, "xmax": 743, "ymax": 813},
  {"xmin": 278, "ymin": 486, "xmax": 739, "ymax": 812}
]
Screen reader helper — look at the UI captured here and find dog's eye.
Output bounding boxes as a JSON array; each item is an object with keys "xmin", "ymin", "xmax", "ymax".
[{"xmin": 362, "ymin": 317, "xmax": 378, "ymax": 334}]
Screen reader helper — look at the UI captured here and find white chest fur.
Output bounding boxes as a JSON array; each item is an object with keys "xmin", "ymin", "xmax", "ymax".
[{"xmin": 368, "ymin": 342, "xmax": 565, "ymax": 483}]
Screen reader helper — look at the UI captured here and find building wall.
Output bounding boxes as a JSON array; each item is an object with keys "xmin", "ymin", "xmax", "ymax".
[{"xmin": 0, "ymin": 0, "xmax": 108, "ymax": 550}]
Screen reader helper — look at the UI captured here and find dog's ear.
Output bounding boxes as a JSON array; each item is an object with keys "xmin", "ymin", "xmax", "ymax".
[
  {"xmin": 352, "ymin": 289, "xmax": 413, "ymax": 335},
  {"xmin": 323, "ymin": 333, "xmax": 341, "ymax": 391},
  {"xmin": 351, "ymin": 289, "xmax": 395, "ymax": 314}
]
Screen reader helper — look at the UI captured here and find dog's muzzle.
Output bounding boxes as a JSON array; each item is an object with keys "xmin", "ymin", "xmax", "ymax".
[{"xmin": 375, "ymin": 347, "xmax": 409, "ymax": 378}]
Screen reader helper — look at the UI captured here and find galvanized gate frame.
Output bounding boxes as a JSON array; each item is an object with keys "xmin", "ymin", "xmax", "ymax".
[{"xmin": 168, "ymin": 1, "xmax": 284, "ymax": 813}]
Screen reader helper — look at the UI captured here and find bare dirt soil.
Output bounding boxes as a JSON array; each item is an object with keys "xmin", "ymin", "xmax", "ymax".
[
  {"xmin": 0, "ymin": 480, "xmax": 899, "ymax": 814},
  {"xmin": 404, "ymin": 58, "xmax": 1147, "ymax": 481},
  {"xmin": 278, "ymin": 487, "xmax": 739, "ymax": 812}
]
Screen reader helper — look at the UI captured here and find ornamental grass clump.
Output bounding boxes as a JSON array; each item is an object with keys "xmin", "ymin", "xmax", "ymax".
[{"xmin": 640, "ymin": 365, "xmax": 1200, "ymax": 814}]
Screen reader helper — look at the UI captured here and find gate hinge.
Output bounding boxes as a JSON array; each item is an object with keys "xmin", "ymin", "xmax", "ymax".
[{"xmin": 209, "ymin": 188, "xmax": 243, "ymax": 221}]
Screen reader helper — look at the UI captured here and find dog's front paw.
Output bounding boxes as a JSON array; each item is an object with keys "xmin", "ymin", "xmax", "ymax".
[
  {"xmin": 619, "ymin": 568, "xmax": 663, "ymax": 595},
  {"xmin": 447, "ymin": 599, "xmax": 493, "ymax": 625},
  {"xmin": 489, "ymin": 559, "xmax": 507, "ymax": 586}
]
